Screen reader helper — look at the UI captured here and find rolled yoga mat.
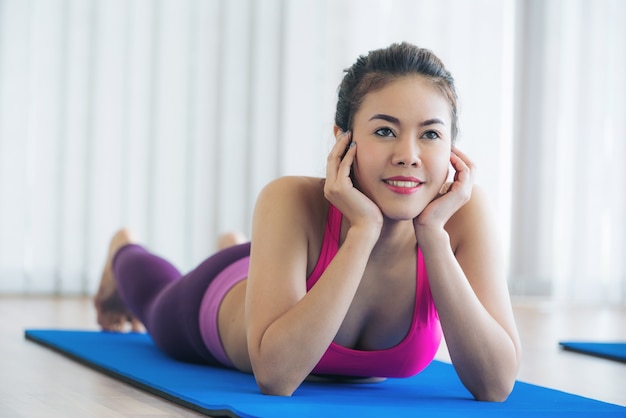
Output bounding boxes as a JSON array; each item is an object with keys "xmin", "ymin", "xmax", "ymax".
[
  {"xmin": 559, "ymin": 341, "xmax": 626, "ymax": 363},
  {"xmin": 25, "ymin": 330, "xmax": 626, "ymax": 417}
]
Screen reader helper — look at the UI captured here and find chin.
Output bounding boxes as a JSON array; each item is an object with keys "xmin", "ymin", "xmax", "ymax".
[{"xmin": 380, "ymin": 206, "xmax": 424, "ymax": 222}]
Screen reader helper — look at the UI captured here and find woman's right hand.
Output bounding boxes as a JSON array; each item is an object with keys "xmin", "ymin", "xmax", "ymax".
[{"xmin": 324, "ymin": 130, "xmax": 383, "ymax": 233}]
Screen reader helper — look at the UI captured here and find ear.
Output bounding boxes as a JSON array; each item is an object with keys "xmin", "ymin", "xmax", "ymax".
[{"xmin": 333, "ymin": 124, "xmax": 341, "ymax": 140}]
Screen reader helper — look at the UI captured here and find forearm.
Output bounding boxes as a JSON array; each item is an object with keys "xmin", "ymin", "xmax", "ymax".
[
  {"xmin": 418, "ymin": 228, "xmax": 520, "ymax": 401},
  {"xmin": 251, "ymin": 226, "xmax": 378, "ymax": 396}
]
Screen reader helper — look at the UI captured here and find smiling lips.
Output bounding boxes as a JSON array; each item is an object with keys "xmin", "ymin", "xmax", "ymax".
[{"xmin": 383, "ymin": 177, "xmax": 423, "ymax": 194}]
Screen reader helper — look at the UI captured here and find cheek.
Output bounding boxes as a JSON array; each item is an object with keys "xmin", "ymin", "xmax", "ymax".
[
  {"xmin": 352, "ymin": 144, "xmax": 379, "ymax": 174},
  {"xmin": 351, "ymin": 149, "xmax": 382, "ymax": 193},
  {"xmin": 429, "ymin": 153, "xmax": 451, "ymax": 182}
]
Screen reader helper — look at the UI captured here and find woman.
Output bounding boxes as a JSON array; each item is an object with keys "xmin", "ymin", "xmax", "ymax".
[{"xmin": 95, "ymin": 42, "xmax": 521, "ymax": 402}]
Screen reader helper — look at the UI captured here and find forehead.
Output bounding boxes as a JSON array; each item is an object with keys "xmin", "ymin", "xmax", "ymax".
[{"xmin": 356, "ymin": 76, "xmax": 451, "ymax": 124}]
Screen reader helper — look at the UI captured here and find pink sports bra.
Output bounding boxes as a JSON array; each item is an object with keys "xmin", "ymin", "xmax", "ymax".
[{"xmin": 307, "ymin": 205, "xmax": 442, "ymax": 378}]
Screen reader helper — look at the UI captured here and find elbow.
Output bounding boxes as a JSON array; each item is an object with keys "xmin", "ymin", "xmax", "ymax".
[
  {"xmin": 471, "ymin": 378, "xmax": 516, "ymax": 402},
  {"xmin": 255, "ymin": 373, "xmax": 298, "ymax": 397},
  {"xmin": 257, "ymin": 381, "xmax": 296, "ymax": 397},
  {"xmin": 252, "ymin": 365, "xmax": 301, "ymax": 397},
  {"xmin": 248, "ymin": 343, "xmax": 303, "ymax": 396},
  {"xmin": 473, "ymin": 345, "xmax": 521, "ymax": 402}
]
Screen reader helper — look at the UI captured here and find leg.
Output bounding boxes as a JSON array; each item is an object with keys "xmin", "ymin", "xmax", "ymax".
[
  {"xmin": 96, "ymin": 228, "xmax": 251, "ymax": 364},
  {"xmin": 142, "ymin": 240, "xmax": 251, "ymax": 364}
]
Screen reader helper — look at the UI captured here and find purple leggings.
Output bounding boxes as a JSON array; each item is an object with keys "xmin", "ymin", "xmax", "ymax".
[{"xmin": 112, "ymin": 242, "xmax": 251, "ymax": 365}]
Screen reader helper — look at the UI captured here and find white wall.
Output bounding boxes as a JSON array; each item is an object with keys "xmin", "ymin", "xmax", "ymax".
[{"xmin": 1, "ymin": 0, "xmax": 624, "ymax": 303}]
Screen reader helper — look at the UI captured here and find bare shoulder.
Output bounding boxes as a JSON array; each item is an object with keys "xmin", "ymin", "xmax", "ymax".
[
  {"xmin": 252, "ymin": 176, "xmax": 328, "ymax": 261},
  {"xmin": 254, "ymin": 176, "xmax": 327, "ymax": 224},
  {"xmin": 257, "ymin": 176, "xmax": 325, "ymax": 203},
  {"xmin": 445, "ymin": 185, "xmax": 498, "ymax": 251}
]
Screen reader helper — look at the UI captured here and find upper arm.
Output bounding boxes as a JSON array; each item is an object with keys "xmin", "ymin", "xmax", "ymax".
[
  {"xmin": 245, "ymin": 177, "xmax": 318, "ymax": 354},
  {"xmin": 448, "ymin": 186, "xmax": 520, "ymax": 347}
]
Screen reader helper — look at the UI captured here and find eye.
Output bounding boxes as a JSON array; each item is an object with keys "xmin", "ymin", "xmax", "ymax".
[
  {"xmin": 374, "ymin": 127, "xmax": 395, "ymax": 138},
  {"xmin": 422, "ymin": 130, "xmax": 440, "ymax": 140}
]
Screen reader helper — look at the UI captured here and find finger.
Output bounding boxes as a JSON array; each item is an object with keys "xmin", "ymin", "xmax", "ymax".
[
  {"xmin": 326, "ymin": 131, "xmax": 352, "ymax": 179},
  {"xmin": 327, "ymin": 131, "xmax": 350, "ymax": 167},
  {"xmin": 451, "ymin": 159, "xmax": 471, "ymax": 187},
  {"xmin": 338, "ymin": 140, "xmax": 356, "ymax": 179},
  {"xmin": 448, "ymin": 155, "xmax": 474, "ymax": 203},
  {"xmin": 450, "ymin": 152, "xmax": 468, "ymax": 173},
  {"xmin": 451, "ymin": 147, "xmax": 475, "ymax": 172},
  {"xmin": 438, "ymin": 181, "xmax": 453, "ymax": 194},
  {"xmin": 333, "ymin": 130, "xmax": 352, "ymax": 157},
  {"xmin": 450, "ymin": 149, "xmax": 473, "ymax": 183}
]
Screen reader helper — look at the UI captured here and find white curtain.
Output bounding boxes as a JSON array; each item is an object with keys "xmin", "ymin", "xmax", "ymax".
[
  {"xmin": 0, "ymin": 0, "xmax": 623, "ymax": 303},
  {"xmin": 509, "ymin": 0, "xmax": 626, "ymax": 303}
]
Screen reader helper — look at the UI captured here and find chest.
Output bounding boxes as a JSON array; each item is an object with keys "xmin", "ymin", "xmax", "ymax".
[{"xmin": 333, "ymin": 256, "xmax": 418, "ymax": 351}]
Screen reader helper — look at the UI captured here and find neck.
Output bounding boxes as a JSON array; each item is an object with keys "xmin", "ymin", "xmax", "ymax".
[{"xmin": 370, "ymin": 218, "xmax": 417, "ymax": 258}]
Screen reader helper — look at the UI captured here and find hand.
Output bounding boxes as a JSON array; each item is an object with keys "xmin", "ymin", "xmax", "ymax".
[
  {"xmin": 413, "ymin": 146, "xmax": 475, "ymax": 232},
  {"xmin": 324, "ymin": 131, "xmax": 383, "ymax": 232}
]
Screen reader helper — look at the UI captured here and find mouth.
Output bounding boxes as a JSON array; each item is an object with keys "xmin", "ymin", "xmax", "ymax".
[
  {"xmin": 384, "ymin": 180, "xmax": 421, "ymax": 188},
  {"xmin": 383, "ymin": 177, "xmax": 423, "ymax": 194}
]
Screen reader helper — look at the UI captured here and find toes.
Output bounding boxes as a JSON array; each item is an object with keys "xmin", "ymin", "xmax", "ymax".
[
  {"xmin": 97, "ymin": 308, "xmax": 143, "ymax": 333},
  {"xmin": 129, "ymin": 317, "xmax": 144, "ymax": 333},
  {"xmin": 97, "ymin": 310, "xmax": 126, "ymax": 332}
]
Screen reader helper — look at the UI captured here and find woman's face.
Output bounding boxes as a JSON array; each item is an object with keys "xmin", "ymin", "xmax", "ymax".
[{"xmin": 349, "ymin": 75, "xmax": 452, "ymax": 221}]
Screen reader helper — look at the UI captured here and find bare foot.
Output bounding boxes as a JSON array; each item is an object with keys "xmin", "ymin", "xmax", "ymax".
[
  {"xmin": 217, "ymin": 232, "xmax": 248, "ymax": 250},
  {"xmin": 94, "ymin": 228, "xmax": 144, "ymax": 332}
]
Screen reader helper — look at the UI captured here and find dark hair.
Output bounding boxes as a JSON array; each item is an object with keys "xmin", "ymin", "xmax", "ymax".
[{"xmin": 335, "ymin": 42, "xmax": 459, "ymax": 143}]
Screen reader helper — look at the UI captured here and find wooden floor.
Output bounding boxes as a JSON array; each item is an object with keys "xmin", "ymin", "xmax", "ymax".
[{"xmin": 1, "ymin": 295, "xmax": 625, "ymax": 417}]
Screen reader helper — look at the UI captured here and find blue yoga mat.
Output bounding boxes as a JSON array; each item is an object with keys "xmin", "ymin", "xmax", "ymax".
[
  {"xmin": 25, "ymin": 330, "xmax": 625, "ymax": 417},
  {"xmin": 560, "ymin": 341, "xmax": 626, "ymax": 363}
]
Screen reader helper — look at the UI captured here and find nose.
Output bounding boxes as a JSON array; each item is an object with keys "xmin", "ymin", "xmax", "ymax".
[{"xmin": 392, "ymin": 137, "xmax": 421, "ymax": 167}]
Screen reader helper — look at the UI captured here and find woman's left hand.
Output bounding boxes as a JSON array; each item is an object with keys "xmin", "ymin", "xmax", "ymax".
[{"xmin": 413, "ymin": 146, "xmax": 475, "ymax": 233}]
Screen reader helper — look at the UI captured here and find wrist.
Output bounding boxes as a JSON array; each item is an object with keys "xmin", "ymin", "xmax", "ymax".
[
  {"xmin": 414, "ymin": 225, "xmax": 449, "ymax": 248},
  {"xmin": 346, "ymin": 223, "xmax": 381, "ymax": 249}
]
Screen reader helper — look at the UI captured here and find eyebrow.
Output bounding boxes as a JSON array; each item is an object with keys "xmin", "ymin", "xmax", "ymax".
[{"xmin": 368, "ymin": 114, "xmax": 446, "ymax": 127}]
